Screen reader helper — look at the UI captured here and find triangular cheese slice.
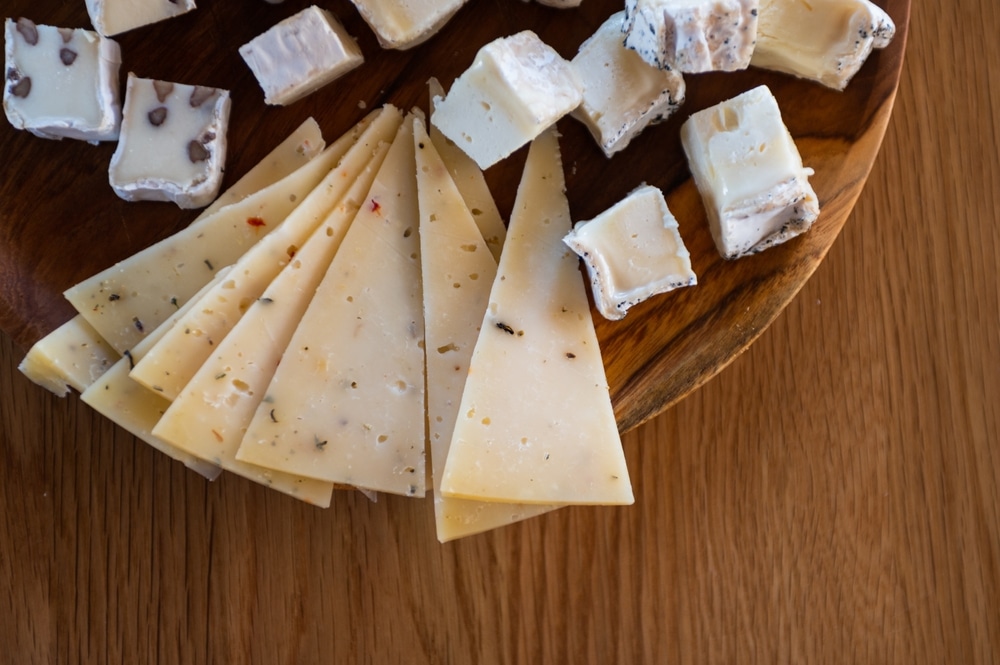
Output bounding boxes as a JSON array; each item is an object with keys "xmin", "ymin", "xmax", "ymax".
[
  {"xmin": 414, "ymin": 118, "xmax": 559, "ymax": 540},
  {"xmin": 149, "ymin": 133, "xmax": 397, "ymax": 507},
  {"xmin": 236, "ymin": 114, "xmax": 426, "ymax": 497},
  {"xmin": 131, "ymin": 106, "xmax": 403, "ymax": 400},
  {"xmin": 439, "ymin": 129, "xmax": 633, "ymax": 505}
]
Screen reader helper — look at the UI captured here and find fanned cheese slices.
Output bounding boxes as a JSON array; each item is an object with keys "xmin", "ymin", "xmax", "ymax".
[
  {"xmin": 415, "ymin": 117, "xmax": 560, "ymax": 541},
  {"xmin": 439, "ymin": 129, "xmax": 633, "ymax": 506},
  {"xmin": 236, "ymin": 114, "xmax": 426, "ymax": 497}
]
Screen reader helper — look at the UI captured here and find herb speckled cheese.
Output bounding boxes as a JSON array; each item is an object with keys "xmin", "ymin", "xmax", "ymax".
[
  {"xmin": 236, "ymin": 115, "xmax": 426, "ymax": 497},
  {"xmin": 18, "ymin": 316, "xmax": 118, "ymax": 396},
  {"xmin": 439, "ymin": 129, "xmax": 633, "ymax": 506}
]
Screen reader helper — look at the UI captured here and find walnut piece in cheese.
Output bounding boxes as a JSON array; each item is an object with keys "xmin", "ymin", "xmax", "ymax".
[
  {"xmin": 681, "ymin": 85, "xmax": 819, "ymax": 259},
  {"xmin": 240, "ymin": 6, "xmax": 363, "ymax": 106},
  {"xmin": 85, "ymin": 0, "xmax": 196, "ymax": 37},
  {"xmin": 564, "ymin": 184, "xmax": 696, "ymax": 320},
  {"xmin": 623, "ymin": 0, "xmax": 759, "ymax": 73},
  {"xmin": 109, "ymin": 74, "xmax": 230, "ymax": 209},
  {"xmin": 431, "ymin": 30, "xmax": 583, "ymax": 170},
  {"xmin": 348, "ymin": 0, "xmax": 469, "ymax": 50},
  {"xmin": 751, "ymin": 0, "xmax": 895, "ymax": 91},
  {"xmin": 571, "ymin": 11, "xmax": 685, "ymax": 157},
  {"xmin": 3, "ymin": 18, "xmax": 121, "ymax": 142}
]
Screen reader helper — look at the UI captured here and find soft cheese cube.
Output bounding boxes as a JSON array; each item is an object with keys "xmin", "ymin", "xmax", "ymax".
[
  {"xmin": 240, "ymin": 6, "xmax": 363, "ymax": 106},
  {"xmin": 3, "ymin": 18, "xmax": 121, "ymax": 142},
  {"xmin": 751, "ymin": 0, "xmax": 895, "ymax": 91},
  {"xmin": 571, "ymin": 11, "xmax": 686, "ymax": 157},
  {"xmin": 109, "ymin": 73, "xmax": 231, "ymax": 209},
  {"xmin": 623, "ymin": 0, "xmax": 759, "ymax": 72},
  {"xmin": 564, "ymin": 184, "xmax": 696, "ymax": 320},
  {"xmin": 681, "ymin": 85, "xmax": 819, "ymax": 259},
  {"xmin": 348, "ymin": 0, "xmax": 468, "ymax": 50},
  {"xmin": 431, "ymin": 31, "xmax": 583, "ymax": 170},
  {"xmin": 85, "ymin": 0, "xmax": 196, "ymax": 37}
]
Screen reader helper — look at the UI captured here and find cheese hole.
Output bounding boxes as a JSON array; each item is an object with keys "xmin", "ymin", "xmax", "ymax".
[
  {"xmin": 222, "ymin": 280, "xmax": 235, "ymax": 290},
  {"xmin": 520, "ymin": 437, "xmax": 529, "ymax": 446},
  {"xmin": 326, "ymin": 226, "xmax": 334, "ymax": 237},
  {"xmin": 453, "ymin": 282, "xmax": 461, "ymax": 288},
  {"xmin": 714, "ymin": 106, "xmax": 740, "ymax": 132},
  {"xmin": 346, "ymin": 295, "xmax": 354, "ymax": 302},
  {"xmin": 403, "ymin": 227, "xmax": 412, "ymax": 238},
  {"xmin": 238, "ymin": 297, "xmax": 253, "ymax": 313},
  {"xmin": 469, "ymin": 273, "xmax": 479, "ymax": 280},
  {"xmin": 470, "ymin": 208, "xmax": 483, "ymax": 216},
  {"xmin": 481, "ymin": 417, "xmax": 491, "ymax": 426},
  {"xmin": 437, "ymin": 343, "xmax": 458, "ymax": 354},
  {"xmin": 395, "ymin": 380, "xmax": 407, "ymax": 393},
  {"xmin": 377, "ymin": 434, "xmax": 388, "ymax": 443},
  {"xmin": 480, "ymin": 101, "xmax": 490, "ymax": 111},
  {"xmin": 231, "ymin": 379, "xmax": 251, "ymax": 393},
  {"xmin": 466, "ymin": 408, "xmax": 476, "ymax": 418}
]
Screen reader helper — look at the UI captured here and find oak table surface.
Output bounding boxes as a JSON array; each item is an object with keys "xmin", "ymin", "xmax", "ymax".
[{"xmin": 2, "ymin": 0, "xmax": 998, "ymax": 663}]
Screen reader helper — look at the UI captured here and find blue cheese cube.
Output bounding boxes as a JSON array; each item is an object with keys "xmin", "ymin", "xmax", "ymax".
[
  {"xmin": 571, "ymin": 11, "xmax": 686, "ymax": 157},
  {"xmin": 681, "ymin": 85, "xmax": 819, "ymax": 259},
  {"xmin": 240, "ymin": 6, "xmax": 363, "ymax": 106},
  {"xmin": 564, "ymin": 184, "xmax": 696, "ymax": 320},
  {"xmin": 109, "ymin": 74, "xmax": 231, "ymax": 209},
  {"xmin": 3, "ymin": 18, "xmax": 121, "ymax": 142},
  {"xmin": 623, "ymin": 0, "xmax": 759, "ymax": 72},
  {"xmin": 84, "ymin": 0, "xmax": 196, "ymax": 37}
]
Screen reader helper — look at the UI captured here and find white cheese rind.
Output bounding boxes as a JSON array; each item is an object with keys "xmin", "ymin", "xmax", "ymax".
[
  {"xmin": 3, "ymin": 19, "xmax": 121, "ymax": 142},
  {"xmin": 18, "ymin": 316, "xmax": 118, "ymax": 395},
  {"xmin": 751, "ymin": 0, "xmax": 895, "ymax": 90},
  {"xmin": 623, "ymin": 0, "xmax": 759, "ymax": 72},
  {"xmin": 431, "ymin": 31, "xmax": 584, "ymax": 170},
  {"xmin": 571, "ymin": 11, "xmax": 686, "ymax": 157},
  {"xmin": 439, "ymin": 129, "xmax": 634, "ymax": 506},
  {"xmin": 680, "ymin": 84, "xmax": 819, "ymax": 259},
  {"xmin": 240, "ymin": 6, "xmax": 363, "ymax": 106},
  {"xmin": 564, "ymin": 184, "xmax": 696, "ymax": 320},
  {"xmin": 85, "ymin": 0, "xmax": 197, "ymax": 37},
  {"xmin": 109, "ymin": 74, "xmax": 231, "ymax": 209},
  {"xmin": 348, "ymin": 0, "xmax": 468, "ymax": 50}
]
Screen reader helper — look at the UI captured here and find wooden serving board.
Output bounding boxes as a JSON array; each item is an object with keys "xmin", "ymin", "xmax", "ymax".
[{"xmin": 0, "ymin": 0, "xmax": 909, "ymax": 432}]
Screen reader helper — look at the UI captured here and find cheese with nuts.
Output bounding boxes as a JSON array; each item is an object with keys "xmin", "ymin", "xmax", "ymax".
[
  {"xmin": 3, "ymin": 18, "xmax": 121, "ymax": 142},
  {"xmin": 623, "ymin": 0, "xmax": 759, "ymax": 72},
  {"xmin": 571, "ymin": 11, "xmax": 686, "ymax": 157},
  {"xmin": 431, "ymin": 30, "xmax": 584, "ymax": 170},
  {"xmin": 348, "ymin": 0, "xmax": 468, "ymax": 50},
  {"xmin": 240, "ymin": 6, "xmax": 363, "ymax": 106},
  {"xmin": 18, "ymin": 316, "xmax": 118, "ymax": 396},
  {"xmin": 680, "ymin": 85, "xmax": 819, "ymax": 259},
  {"xmin": 236, "ymin": 116, "xmax": 427, "ymax": 497},
  {"xmin": 563, "ymin": 184, "xmax": 696, "ymax": 320},
  {"xmin": 751, "ymin": 0, "xmax": 895, "ymax": 90},
  {"xmin": 109, "ymin": 73, "xmax": 231, "ymax": 209},
  {"xmin": 439, "ymin": 129, "xmax": 633, "ymax": 506},
  {"xmin": 85, "ymin": 0, "xmax": 196, "ymax": 37}
]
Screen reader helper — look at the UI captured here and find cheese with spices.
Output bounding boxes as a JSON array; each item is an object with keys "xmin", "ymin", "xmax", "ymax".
[{"xmin": 18, "ymin": 316, "xmax": 118, "ymax": 396}]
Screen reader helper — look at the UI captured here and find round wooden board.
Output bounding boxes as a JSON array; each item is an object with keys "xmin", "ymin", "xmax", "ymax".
[{"xmin": 0, "ymin": 0, "xmax": 908, "ymax": 433}]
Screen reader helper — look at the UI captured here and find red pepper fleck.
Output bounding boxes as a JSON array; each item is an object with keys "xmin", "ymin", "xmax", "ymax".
[
  {"xmin": 247, "ymin": 217, "xmax": 266, "ymax": 228},
  {"xmin": 370, "ymin": 199, "xmax": 381, "ymax": 214}
]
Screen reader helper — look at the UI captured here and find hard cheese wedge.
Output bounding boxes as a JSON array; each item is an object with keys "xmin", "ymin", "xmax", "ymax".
[
  {"xmin": 64, "ymin": 113, "xmax": 372, "ymax": 354},
  {"xmin": 19, "ymin": 117, "xmax": 324, "ymax": 397},
  {"xmin": 150, "ymin": 128, "xmax": 397, "ymax": 505},
  {"xmin": 130, "ymin": 106, "xmax": 402, "ymax": 400},
  {"xmin": 415, "ymin": 118, "xmax": 559, "ymax": 541},
  {"xmin": 440, "ymin": 129, "xmax": 633, "ymax": 506},
  {"xmin": 237, "ymin": 115, "xmax": 426, "ymax": 497}
]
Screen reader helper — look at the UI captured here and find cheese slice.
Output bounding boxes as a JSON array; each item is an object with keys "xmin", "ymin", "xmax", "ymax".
[
  {"xmin": 64, "ymin": 112, "xmax": 373, "ymax": 354},
  {"xmin": 81, "ymin": 270, "xmax": 231, "ymax": 481},
  {"xmin": 236, "ymin": 115, "xmax": 426, "ymax": 497},
  {"xmin": 415, "ymin": 118, "xmax": 558, "ymax": 540},
  {"xmin": 149, "ymin": 131, "xmax": 396, "ymax": 505},
  {"xmin": 130, "ymin": 106, "xmax": 402, "ymax": 400},
  {"xmin": 18, "ymin": 117, "xmax": 324, "ymax": 397},
  {"xmin": 439, "ymin": 129, "xmax": 633, "ymax": 506}
]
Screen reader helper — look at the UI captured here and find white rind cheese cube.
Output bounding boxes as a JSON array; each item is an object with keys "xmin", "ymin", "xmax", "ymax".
[
  {"xmin": 85, "ymin": 0, "xmax": 197, "ymax": 37},
  {"xmin": 348, "ymin": 0, "xmax": 469, "ymax": 50},
  {"xmin": 623, "ymin": 0, "xmax": 759, "ymax": 73},
  {"xmin": 431, "ymin": 30, "xmax": 583, "ymax": 170},
  {"xmin": 681, "ymin": 85, "xmax": 819, "ymax": 259},
  {"xmin": 564, "ymin": 184, "xmax": 696, "ymax": 320},
  {"xmin": 240, "ymin": 6, "xmax": 363, "ymax": 106},
  {"xmin": 571, "ymin": 11, "xmax": 686, "ymax": 157},
  {"xmin": 109, "ymin": 73, "xmax": 231, "ymax": 209},
  {"xmin": 3, "ymin": 18, "xmax": 121, "ymax": 142},
  {"xmin": 751, "ymin": 0, "xmax": 895, "ymax": 91}
]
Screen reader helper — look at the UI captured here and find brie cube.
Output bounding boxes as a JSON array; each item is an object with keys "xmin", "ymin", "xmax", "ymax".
[
  {"xmin": 623, "ymin": 0, "xmax": 759, "ymax": 73},
  {"xmin": 431, "ymin": 30, "xmax": 583, "ymax": 170},
  {"xmin": 109, "ymin": 74, "xmax": 230, "ymax": 209},
  {"xmin": 3, "ymin": 18, "xmax": 121, "ymax": 142},
  {"xmin": 348, "ymin": 0, "xmax": 468, "ymax": 50},
  {"xmin": 85, "ymin": 0, "xmax": 196, "ymax": 37},
  {"xmin": 571, "ymin": 11, "xmax": 686, "ymax": 157},
  {"xmin": 751, "ymin": 0, "xmax": 895, "ymax": 91},
  {"xmin": 240, "ymin": 6, "xmax": 363, "ymax": 106},
  {"xmin": 564, "ymin": 184, "xmax": 696, "ymax": 320},
  {"xmin": 681, "ymin": 85, "xmax": 819, "ymax": 259}
]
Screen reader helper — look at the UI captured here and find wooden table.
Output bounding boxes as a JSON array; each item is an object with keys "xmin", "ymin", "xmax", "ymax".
[{"xmin": 2, "ymin": 1, "xmax": 998, "ymax": 662}]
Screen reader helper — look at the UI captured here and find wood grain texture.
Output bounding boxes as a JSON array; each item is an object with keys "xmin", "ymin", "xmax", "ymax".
[{"xmin": 3, "ymin": 0, "xmax": 999, "ymax": 664}]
